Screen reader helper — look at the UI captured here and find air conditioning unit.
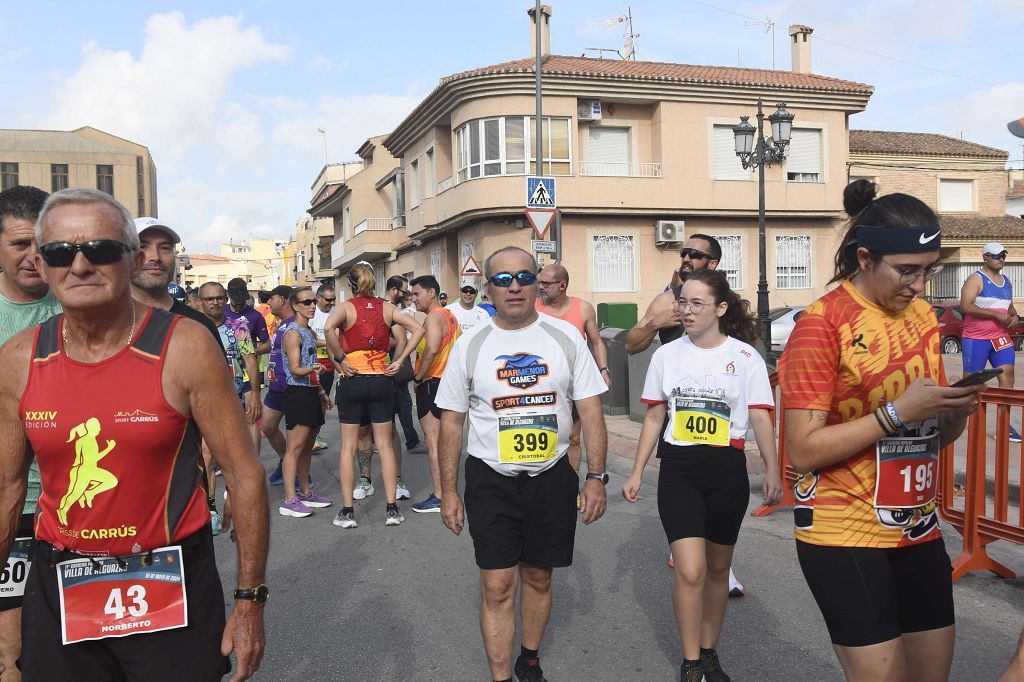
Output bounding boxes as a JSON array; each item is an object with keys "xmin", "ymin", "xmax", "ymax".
[
  {"xmin": 655, "ymin": 220, "xmax": 684, "ymax": 245},
  {"xmin": 577, "ymin": 99, "xmax": 602, "ymax": 122}
]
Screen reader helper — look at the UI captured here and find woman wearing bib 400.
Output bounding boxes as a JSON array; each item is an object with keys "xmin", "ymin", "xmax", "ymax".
[
  {"xmin": 780, "ymin": 180, "xmax": 985, "ymax": 682},
  {"xmin": 623, "ymin": 268, "xmax": 782, "ymax": 682}
]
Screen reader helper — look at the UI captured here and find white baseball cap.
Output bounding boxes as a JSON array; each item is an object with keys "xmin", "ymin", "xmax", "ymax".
[
  {"xmin": 982, "ymin": 242, "xmax": 1007, "ymax": 256},
  {"xmin": 134, "ymin": 217, "xmax": 181, "ymax": 244}
]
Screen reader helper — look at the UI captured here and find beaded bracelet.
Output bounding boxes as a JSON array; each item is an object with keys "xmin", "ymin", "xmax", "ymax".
[{"xmin": 884, "ymin": 401, "xmax": 903, "ymax": 430}]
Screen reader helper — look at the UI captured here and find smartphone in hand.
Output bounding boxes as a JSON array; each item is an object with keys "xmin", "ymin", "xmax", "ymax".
[{"xmin": 951, "ymin": 368, "xmax": 1003, "ymax": 388}]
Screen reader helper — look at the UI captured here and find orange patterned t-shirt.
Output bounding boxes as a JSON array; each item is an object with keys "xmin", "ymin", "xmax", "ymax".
[{"xmin": 779, "ymin": 280, "xmax": 946, "ymax": 548}]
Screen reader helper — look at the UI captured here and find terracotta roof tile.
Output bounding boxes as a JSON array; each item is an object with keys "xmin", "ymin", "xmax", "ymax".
[
  {"xmin": 850, "ymin": 130, "xmax": 1007, "ymax": 159},
  {"xmin": 941, "ymin": 215, "xmax": 1024, "ymax": 239},
  {"xmin": 441, "ymin": 55, "xmax": 873, "ymax": 94}
]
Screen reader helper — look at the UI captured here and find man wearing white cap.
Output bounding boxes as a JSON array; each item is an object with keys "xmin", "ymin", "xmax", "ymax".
[
  {"xmin": 446, "ymin": 281, "xmax": 491, "ymax": 333},
  {"xmin": 960, "ymin": 241, "xmax": 1021, "ymax": 441}
]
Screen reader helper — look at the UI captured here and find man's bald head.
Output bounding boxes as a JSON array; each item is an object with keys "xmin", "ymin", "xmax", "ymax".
[
  {"xmin": 540, "ymin": 263, "xmax": 568, "ymax": 283},
  {"xmin": 538, "ymin": 263, "xmax": 570, "ymax": 305}
]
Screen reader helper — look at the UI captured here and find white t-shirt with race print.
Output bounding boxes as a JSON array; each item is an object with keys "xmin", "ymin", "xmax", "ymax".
[
  {"xmin": 435, "ymin": 313, "xmax": 607, "ymax": 476},
  {"xmin": 641, "ymin": 335, "xmax": 773, "ymax": 449},
  {"xmin": 446, "ymin": 302, "xmax": 492, "ymax": 333}
]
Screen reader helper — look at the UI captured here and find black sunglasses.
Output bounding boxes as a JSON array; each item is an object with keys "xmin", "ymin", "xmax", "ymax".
[
  {"xmin": 680, "ymin": 247, "xmax": 710, "ymax": 260},
  {"xmin": 489, "ymin": 270, "xmax": 538, "ymax": 288},
  {"xmin": 295, "ymin": 299, "xmax": 316, "ymax": 306},
  {"xmin": 987, "ymin": 253, "xmax": 1008, "ymax": 261},
  {"xmin": 39, "ymin": 240, "xmax": 131, "ymax": 267},
  {"xmin": 318, "ymin": 295, "xmax": 337, "ymax": 303}
]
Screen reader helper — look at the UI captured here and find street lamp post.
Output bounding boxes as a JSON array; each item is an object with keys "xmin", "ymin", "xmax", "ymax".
[{"xmin": 733, "ymin": 100, "xmax": 794, "ymax": 357}]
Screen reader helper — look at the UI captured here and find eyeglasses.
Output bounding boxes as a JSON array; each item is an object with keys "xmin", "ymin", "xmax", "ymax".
[
  {"xmin": 676, "ymin": 298, "xmax": 711, "ymax": 313},
  {"xmin": 986, "ymin": 253, "xmax": 1008, "ymax": 261},
  {"xmin": 488, "ymin": 270, "xmax": 538, "ymax": 287},
  {"xmin": 201, "ymin": 295, "xmax": 227, "ymax": 304},
  {"xmin": 537, "ymin": 280, "xmax": 563, "ymax": 287},
  {"xmin": 38, "ymin": 240, "xmax": 131, "ymax": 267},
  {"xmin": 295, "ymin": 299, "xmax": 316, "ymax": 306},
  {"xmin": 680, "ymin": 248, "xmax": 710, "ymax": 261},
  {"xmin": 881, "ymin": 258, "xmax": 944, "ymax": 286},
  {"xmin": 318, "ymin": 295, "xmax": 336, "ymax": 303}
]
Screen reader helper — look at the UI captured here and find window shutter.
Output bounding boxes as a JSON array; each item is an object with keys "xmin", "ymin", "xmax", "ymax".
[
  {"xmin": 939, "ymin": 180, "xmax": 972, "ymax": 212},
  {"xmin": 588, "ymin": 127, "xmax": 629, "ymax": 164},
  {"xmin": 713, "ymin": 126, "xmax": 749, "ymax": 180},
  {"xmin": 786, "ymin": 129, "xmax": 821, "ymax": 175}
]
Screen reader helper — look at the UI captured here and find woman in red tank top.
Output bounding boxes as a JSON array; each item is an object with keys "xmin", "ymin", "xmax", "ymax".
[{"xmin": 323, "ymin": 264, "xmax": 424, "ymax": 528}]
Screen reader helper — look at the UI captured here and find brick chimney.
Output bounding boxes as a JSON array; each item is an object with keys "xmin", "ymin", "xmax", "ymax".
[
  {"xmin": 528, "ymin": 5, "xmax": 552, "ymax": 59},
  {"xmin": 789, "ymin": 24, "xmax": 813, "ymax": 74}
]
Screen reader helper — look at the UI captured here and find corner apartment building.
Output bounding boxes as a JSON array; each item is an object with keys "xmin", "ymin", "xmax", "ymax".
[
  {"xmin": 849, "ymin": 130, "xmax": 1024, "ymax": 299},
  {"xmin": 296, "ymin": 161, "xmax": 364, "ymax": 286},
  {"xmin": 343, "ymin": 10, "xmax": 872, "ymax": 311},
  {"xmin": 0, "ymin": 126, "xmax": 158, "ymax": 217}
]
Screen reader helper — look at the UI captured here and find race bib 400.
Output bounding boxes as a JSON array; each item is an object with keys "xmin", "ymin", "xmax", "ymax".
[
  {"xmin": 498, "ymin": 415, "xmax": 558, "ymax": 463},
  {"xmin": 672, "ymin": 397, "xmax": 730, "ymax": 446}
]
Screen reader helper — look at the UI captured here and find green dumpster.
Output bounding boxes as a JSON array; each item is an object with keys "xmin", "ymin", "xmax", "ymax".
[{"xmin": 597, "ymin": 303, "xmax": 638, "ymax": 330}]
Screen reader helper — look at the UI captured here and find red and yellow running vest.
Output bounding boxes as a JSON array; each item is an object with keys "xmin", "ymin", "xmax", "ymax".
[{"xmin": 20, "ymin": 308, "xmax": 209, "ymax": 556}]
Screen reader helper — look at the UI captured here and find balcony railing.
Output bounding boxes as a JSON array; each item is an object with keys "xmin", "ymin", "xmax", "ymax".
[
  {"xmin": 437, "ymin": 175, "xmax": 454, "ymax": 194},
  {"xmin": 577, "ymin": 161, "xmax": 662, "ymax": 177},
  {"xmin": 353, "ymin": 218, "xmax": 392, "ymax": 235}
]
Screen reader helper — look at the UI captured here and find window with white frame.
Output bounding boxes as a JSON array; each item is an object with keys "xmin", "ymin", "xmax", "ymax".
[
  {"xmin": 776, "ymin": 235, "xmax": 811, "ymax": 289},
  {"xmin": 375, "ymin": 265, "xmax": 386, "ymax": 297},
  {"xmin": 455, "ymin": 116, "xmax": 570, "ymax": 182},
  {"xmin": 939, "ymin": 179, "xmax": 973, "ymax": 212},
  {"xmin": 716, "ymin": 235, "xmax": 743, "ymax": 289},
  {"xmin": 410, "ymin": 158, "xmax": 420, "ymax": 207},
  {"xmin": 592, "ymin": 235, "xmax": 636, "ymax": 292},
  {"xmin": 431, "ymin": 250, "xmax": 441, "ymax": 283},
  {"xmin": 786, "ymin": 129, "xmax": 822, "ymax": 182},
  {"xmin": 712, "ymin": 125, "xmax": 750, "ymax": 180}
]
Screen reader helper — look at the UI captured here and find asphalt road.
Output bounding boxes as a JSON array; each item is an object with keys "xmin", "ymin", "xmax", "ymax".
[{"xmin": 214, "ymin": 414, "xmax": 1024, "ymax": 681}]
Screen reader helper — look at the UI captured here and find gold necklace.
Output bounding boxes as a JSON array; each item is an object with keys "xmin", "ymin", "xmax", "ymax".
[{"xmin": 62, "ymin": 302, "xmax": 137, "ymax": 355}]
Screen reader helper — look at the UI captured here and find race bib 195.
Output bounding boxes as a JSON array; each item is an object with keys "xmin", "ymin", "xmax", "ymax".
[
  {"xmin": 874, "ymin": 434, "xmax": 939, "ymax": 509},
  {"xmin": 498, "ymin": 414, "xmax": 558, "ymax": 463},
  {"xmin": 672, "ymin": 397, "xmax": 730, "ymax": 446}
]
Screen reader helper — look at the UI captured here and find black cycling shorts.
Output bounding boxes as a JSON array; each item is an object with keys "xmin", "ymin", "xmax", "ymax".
[
  {"xmin": 337, "ymin": 375, "xmax": 394, "ymax": 425},
  {"xmin": 0, "ymin": 513, "xmax": 35, "ymax": 612},
  {"xmin": 464, "ymin": 455, "xmax": 579, "ymax": 570},
  {"xmin": 656, "ymin": 443, "xmax": 749, "ymax": 546},
  {"xmin": 415, "ymin": 378, "xmax": 442, "ymax": 420},
  {"xmin": 284, "ymin": 385, "xmax": 325, "ymax": 430},
  {"xmin": 21, "ymin": 528, "xmax": 230, "ymax": 681},
  {"xmin": 796, "ymin": 537, "xmax": 955, "ymax": 647}
]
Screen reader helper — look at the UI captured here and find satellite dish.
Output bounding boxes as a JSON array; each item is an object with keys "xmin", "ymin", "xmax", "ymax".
[{"xmin": 1009, "ymin": 117, "xmax": 1024, "ymax": 138}]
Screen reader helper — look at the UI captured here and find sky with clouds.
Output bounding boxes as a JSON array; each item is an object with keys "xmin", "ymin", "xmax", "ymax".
[{"xmin": 2, "ymin": 0, "xmax": 1023, "ymax": 253}]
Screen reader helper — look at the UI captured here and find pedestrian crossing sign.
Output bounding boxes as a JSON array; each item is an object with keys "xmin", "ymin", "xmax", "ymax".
[{"xmin": 527, "ymin": 176, "xmax": 556, "ymax": 209}]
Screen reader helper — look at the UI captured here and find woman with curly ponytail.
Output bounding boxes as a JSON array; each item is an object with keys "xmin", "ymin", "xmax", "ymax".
[{"xmin": 622, "ymin": 267, "xmax": 781, "ymax": 682}]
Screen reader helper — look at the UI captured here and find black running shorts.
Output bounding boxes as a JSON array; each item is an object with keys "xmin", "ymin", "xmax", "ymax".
[
  {"xmin": 415, "ymin": 377, "xmax": 442, "ymax": 420},
  {"xmin": 796, "ymin": 537, "xmax": 955, "ymax": 647},
  {"xmin": 0, "ymin": 513, "xmax": 35, "ymax": 612},
  {"xmin": 656, "ymin": 443, "xmax": 749, "ymax": 546},
  {"xmin": 21, "ymin": 528, "xmax": 230, "ymax": 680},
  {"xmin": 464, "ymin": 455, "xmax": 579, "ymax": 570},
  {"xmin": 337, "ymin": 375, "xmax": 394, "ymax": 425},
  {"xmin": 284, "ymin": 385, "xmax": 325, "ymax": 430}
]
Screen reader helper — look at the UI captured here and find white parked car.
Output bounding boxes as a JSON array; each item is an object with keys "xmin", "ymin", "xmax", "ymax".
[{"xmin": 769, "ymin": 306, "xmax": 806, "ymax": 353}]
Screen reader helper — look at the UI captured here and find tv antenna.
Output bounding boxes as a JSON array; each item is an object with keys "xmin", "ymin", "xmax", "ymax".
[
  {"xmin": 743, "ymin": 16, "xmax": 775, "ymax": 69},
  {"xmin": 585, "ymin": 6, "xmax": 639, "ymax": 60}
]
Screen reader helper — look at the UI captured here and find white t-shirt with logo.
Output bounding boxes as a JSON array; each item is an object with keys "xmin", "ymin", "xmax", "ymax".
[
  {"xmin": 641, "ymin": 335, "xmax": 773, "ymax": 450},
  {"xmin": 446, "ymin": 302, "xmax": 492, "ymax": 334},
  {"xmin": 435, "ymin": 313, "xmax": 607, "ymax": 476},
  {"xmin": 311, "ymin": 307, "xmax": 332, "ymax": 365}
]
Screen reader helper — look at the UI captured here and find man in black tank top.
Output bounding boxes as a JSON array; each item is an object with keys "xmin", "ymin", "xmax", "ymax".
[{"xmin": 627, "ymin": 235, "xmax": 722, "ymax": 353}]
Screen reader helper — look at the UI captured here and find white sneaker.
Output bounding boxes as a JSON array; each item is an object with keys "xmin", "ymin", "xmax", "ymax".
[
  {"xmin": 385, "ymin": 507, "xmax": 404, "ymax": 526},
  {"xmin": 396, "ymin": 477, "xmax": 411, "ymax": 500},
  {"xmin": 332, "ymin": 509, "xmax": 357, "ymax": 528},
  {"xmin": 729, "ymin": 568, "xmax": 745, "ymax": 597},
  {"xmin": 352, "ymin": 477, "xmax": 375, "ymax": 500}
]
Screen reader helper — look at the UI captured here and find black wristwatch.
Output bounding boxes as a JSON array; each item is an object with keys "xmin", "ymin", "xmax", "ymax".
[
  {"xmin": 333, "ymin": 355, "xmax": 345, "ymax": 363},
  {"xmin": 233, "ymin": 584, "xmax": 270, "ymax": 607},
  {"xmin": 586, "ymin": 472, "xmax": 610, "ymax": 485}
]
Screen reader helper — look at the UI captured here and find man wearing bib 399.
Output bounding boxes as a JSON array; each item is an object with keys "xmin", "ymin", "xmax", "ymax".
[
  {"xmin": 960, "ymin": 242, "xmax": 1021, "ymax": 442},
  {"xmin": 437, "ymin": 246, "xmax": 608, "ymax": 682},
  {"xmin": 0, "ymin": 189, "xmax": 269, "ymax": 681}
]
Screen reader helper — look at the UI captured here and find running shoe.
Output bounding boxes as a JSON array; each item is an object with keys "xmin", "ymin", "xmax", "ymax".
[
  {"xmin": 396, "ymin": 477, "xmax": 411, "ymax": 500},
  {"xmin": 385, "ymin": 507, "xmax": 405, "ymax": 526},
  {"xmin": 210, "ymin": 510, "xmax": 222, "ymax": 536},
  {"xmin": 298, "ymin": 490, "xmax": 332, "ymax": 508},
  {"xmin": 294, "ymin": 475, "xmax": 314, "ymax": 494},
  {"xmin": 728, "ymin": 569, "xmax": 745, "ymax": 598},
  {"xmin": 214, "ymin": 463, "xmax": 222, "ymax": 477},
  {"xmin": 681, "ymin": 661, "xmax": 707, "ymax": 682},
  {"xmin": 699, "ymin": 649, "xmax": 730, "ymax": 682},
  {"xmin": 279, "ymin": 497, "xmax": 313, "ymax": 518},
  {"xmin": 312, "ymin": 436, "xmax": 328, "ymax": 452},
  {"xmin": 353, "ymin": 477, "xmax": 375, "ymax": 500},
  {"xmin": 514, "ymin": 655, "xmax": 548, "ymax": 682},
  {"xmin": 333, "ymin": 508, "xmax": 357, "ymax": 528},
  {"xmin": 407, "ymin": 441, "xmax": 427, "ymax": 454},
  {"xmin": 668, "ymin": 551, "xmax": 675, "ymax": 569},
  {"xmin": 1010, "ymin": 426, "xmax": 1023, "ymax": 443},
  {"xmin": 267, "ymin": 461, "xmax": 284, "ymax": 486},
  {"xmin": 411, "ymin": 493, "xmax": 442, "ymax": 513}
]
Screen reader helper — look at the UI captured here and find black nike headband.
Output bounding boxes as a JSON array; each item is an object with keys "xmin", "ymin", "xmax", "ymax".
[{"xmin": 848, "ymin": 224, "xmax": 942, "ymax": 255}]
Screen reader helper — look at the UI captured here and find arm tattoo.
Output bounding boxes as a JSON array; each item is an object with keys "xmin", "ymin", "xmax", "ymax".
[{"xmin": 807, "ymin": 411, "xmax": 828, "ymax": 423}]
